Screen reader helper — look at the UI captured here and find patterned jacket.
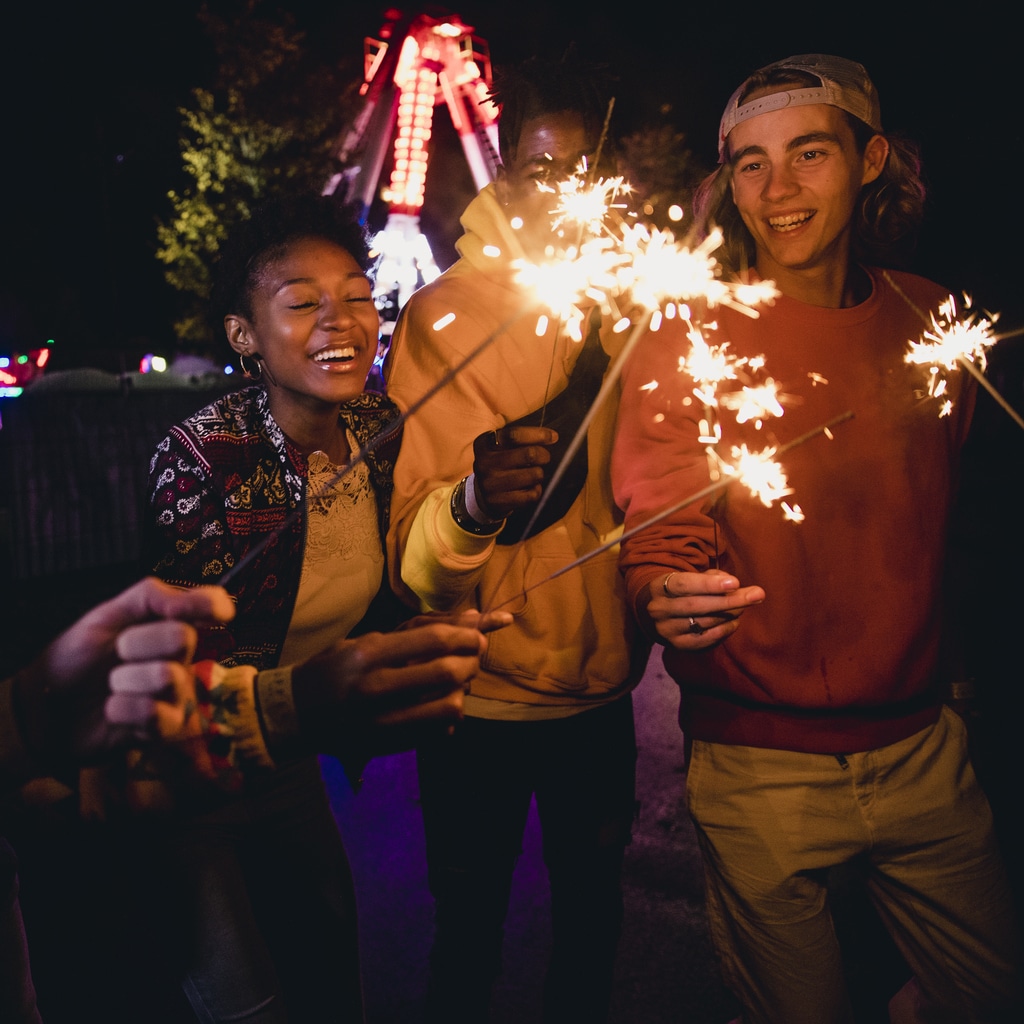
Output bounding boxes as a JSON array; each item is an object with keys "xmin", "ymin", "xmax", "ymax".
[{"xmin": 145, "ymin": 385, "xmax": 407, "ymax": 670}]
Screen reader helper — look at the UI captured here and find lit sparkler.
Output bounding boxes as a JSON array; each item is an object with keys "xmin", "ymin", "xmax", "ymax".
[
  {"xmin": 639, "ymin": 308, "xmax": 789, "ymax": 487},
  {"xmin": 905, "ymin": 293, "xmax": 997, "ymax": 375},
  {"xmin": 489, "ymin": 411, "xmax": 853, "ymax": 611},
  {"xmin": 512, "ymin": 166, "xmax": 780, "ymax": 335},
  {"xmin": 884, "ymin": 269, "xmax": 1023, "ymax": 431},
  {"xmin": 904, "ymin": 291, "xmax": 1024, "ymax": 430},
  {"xmin": 550, "ymin": 171, "xmax": 632, "ymax": 236},
  {"xmin": 614, "ymin": 224, "xmax": 778, "ymax": 318},
  {"xmin": 498, "ymin": 165, "xmax": 785, "ymax": 550},
  {"xmin": 720, "ymin": 381, "xmax": 786, "ymax": 426},
  {"xmin": 719, "ymin": 443, "xmax": 793, "ymax": 507}
]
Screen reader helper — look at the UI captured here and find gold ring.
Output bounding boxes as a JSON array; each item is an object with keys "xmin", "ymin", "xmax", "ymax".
[{"xmin": 663, "ymin": 572, "xmax": 676, "ymax": 597}]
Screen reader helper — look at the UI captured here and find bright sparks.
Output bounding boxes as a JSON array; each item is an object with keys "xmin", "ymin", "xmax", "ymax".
[
  {"xmin": 906, "ymin": 293, "xmax": 997, "ymax": 370},
  {"xmin": 615, "ymin": 224, "xmax": 778, "ymax": 316},
  {"xmin": 906, "ymin": 293, "xmax": 998, "ymax": 413},
  {"xmin": 720, "ymin": 380, "xmax": 786, "ymax": 425},
  {"xmin": 465, "ymin": 162, "xmax": 808, "ymax": 526},
  {"xmin": 511, "ymin": 165, "xmax": 779, "ymax": 333},
  {"xmin": 720, "ymin": 444, "xmax": 794, "ymax": 508},
  {"xmin": 551, "ymin": 172, "xmax": 632, "ymax": 236}
]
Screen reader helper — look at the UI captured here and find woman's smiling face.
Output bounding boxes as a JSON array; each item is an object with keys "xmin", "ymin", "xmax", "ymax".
[{"xmin": 227, "ymin": 236, "xmax": 380, "ymax": 410}]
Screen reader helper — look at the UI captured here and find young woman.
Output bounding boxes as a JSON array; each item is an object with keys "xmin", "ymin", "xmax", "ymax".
[{"xmin": 140, "ymin": 193, "xmax": 430, "ymax": 1023}]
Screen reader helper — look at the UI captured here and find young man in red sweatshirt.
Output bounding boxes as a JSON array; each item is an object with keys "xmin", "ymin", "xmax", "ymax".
[{"xmin": 613, "ymin": 54, "xmax": 1022, "ymax": 1023}]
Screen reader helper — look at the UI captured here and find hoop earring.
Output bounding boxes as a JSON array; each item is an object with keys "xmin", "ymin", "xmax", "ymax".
[{"xmin": 239, "ymin": 353, "xmax": 262, "ymax": 379}]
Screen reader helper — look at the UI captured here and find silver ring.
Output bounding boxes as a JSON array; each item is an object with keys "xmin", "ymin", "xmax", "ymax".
[
  {"xmin": 688, "ymin": 616, "xmax": 705, "ymax": 635},
  {"xmin": 662, "ymin": 572, "xmax": 676, "ymax": 597}
]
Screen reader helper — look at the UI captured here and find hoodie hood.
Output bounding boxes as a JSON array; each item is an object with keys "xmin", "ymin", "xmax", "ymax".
[{"xmin": 454, "ymin": 183, "xmax": 530, "ymax": 273}]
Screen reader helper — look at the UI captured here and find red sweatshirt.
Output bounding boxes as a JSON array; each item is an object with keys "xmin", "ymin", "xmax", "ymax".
[{"xmin": 613, "ymin": 268, "xmax": 976, "ymax": 753}]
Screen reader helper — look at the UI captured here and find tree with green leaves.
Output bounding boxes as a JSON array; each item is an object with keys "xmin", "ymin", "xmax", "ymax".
[{"xmin": 156, "ymin": 1, "xmax": 361, "ymax": 345}]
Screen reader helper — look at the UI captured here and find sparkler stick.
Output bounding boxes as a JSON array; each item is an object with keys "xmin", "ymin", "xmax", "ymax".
[
  {"xmin": 507, "ymin": 310, "xmax": 654, "ymax": 547},
  {"xmin": 217, "ymin": 301, "xmax": 534, "ymax": 588},
  {"xmin": 488, "ymin": 410, "xmax": 854, "ymax": 611},
  {"xmin": 590, "ymin": 97, "xmax": 615, "ymax": 183},
  {"xmin": 955, "ymin": 355, "xmax": 1024, "ymax": 431}
]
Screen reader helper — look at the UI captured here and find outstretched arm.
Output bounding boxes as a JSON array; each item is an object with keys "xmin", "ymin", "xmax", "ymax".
[
  {"xmin": 612, "ymin": 320, "xmax": 764, "ymax": 649},
  {"xmin": 106, "ymin": 608, "xmax": 513, "ymax": 782},
  {"xmin": 2, "ymin": 578, "xmax": 234, "ymax": 788},
  {"xmin": 286, "ymin": 609, "xmax": 512, "ymax": 760}
]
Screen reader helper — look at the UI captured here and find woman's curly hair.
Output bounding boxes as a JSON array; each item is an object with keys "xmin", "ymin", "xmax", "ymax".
[{"xmin": 210, "ymin": 192, "xmax": 373, "ymax": 329}]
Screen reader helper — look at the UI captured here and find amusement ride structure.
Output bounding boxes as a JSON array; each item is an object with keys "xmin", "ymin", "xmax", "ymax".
[
  {"xmin": 324, "ymin": 8, "xmax": 501, "ymax": 335},
  {"xmin": 2, "ymin": 8, "xmax": 500, "ymax": 396}
]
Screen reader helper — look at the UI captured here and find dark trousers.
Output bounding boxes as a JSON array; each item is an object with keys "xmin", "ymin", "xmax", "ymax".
[
  {"xmin": 417, "ymin": 695, "xmax": 637, "ymax": 1024},
  {"xmin": 153, "ymin": 757, "xmax": 364, "ymax": 1023}
]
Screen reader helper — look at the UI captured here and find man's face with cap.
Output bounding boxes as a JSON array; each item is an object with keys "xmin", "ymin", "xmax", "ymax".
[{"xmin": 726, "ymin": 98, "xmax": 887, "ymax": 296}]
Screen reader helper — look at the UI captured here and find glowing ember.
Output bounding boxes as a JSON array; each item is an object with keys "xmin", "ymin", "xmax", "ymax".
[
  {"xmin": 719, "ymin": 444, "xmax": 794, "ymax": 507},
  {"xmin": 905, "ymin": 293, "xmax": 998, "ymax": 372},
  {"xmin": 905, "ymin": 293, "xmax": 1000, "ymax": 416},
  {"xmin": 719, "ymin": 380, "xmax": 786, "ymax": 426}
]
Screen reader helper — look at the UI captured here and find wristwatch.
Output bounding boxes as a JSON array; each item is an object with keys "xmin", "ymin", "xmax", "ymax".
[{"xmin": 450, "ymin": 476, "xmax": 504, "ymax": 536}]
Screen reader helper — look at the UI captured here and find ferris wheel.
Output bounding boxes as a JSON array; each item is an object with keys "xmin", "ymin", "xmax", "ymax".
[{"xmin": 324, "ymin": 8, "xmax": 501, "ymax": 333}]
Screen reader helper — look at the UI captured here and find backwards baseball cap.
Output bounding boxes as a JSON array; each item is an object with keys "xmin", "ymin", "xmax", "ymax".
[{"xmin": 717, "ymin": 54, "xmax": 882, "ymax": 161}]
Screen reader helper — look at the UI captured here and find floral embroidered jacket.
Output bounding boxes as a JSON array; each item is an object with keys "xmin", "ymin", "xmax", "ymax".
[{"xmin": 145, "ymin": 385, "xmax": 407, "ymax": 671}]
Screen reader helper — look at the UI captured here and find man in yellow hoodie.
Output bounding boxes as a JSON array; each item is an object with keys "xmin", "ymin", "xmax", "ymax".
[{"xmin": 385, "ymin": 53, "xmax": 649, "ymax": 1023}]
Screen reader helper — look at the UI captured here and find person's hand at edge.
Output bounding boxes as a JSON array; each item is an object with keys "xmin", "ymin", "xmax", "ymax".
[{"xmin": 14, "ymin": 577, "xmax": 234, "ymax": 771}]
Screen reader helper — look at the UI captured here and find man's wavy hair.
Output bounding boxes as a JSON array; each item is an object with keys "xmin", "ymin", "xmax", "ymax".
[
  {"xmin": 487, "ymin": 50, "xmax": 614, "ymax": 169},
  {"xmin": 693, "ymin": 67, "xmax": 927, "ymax": 273}
]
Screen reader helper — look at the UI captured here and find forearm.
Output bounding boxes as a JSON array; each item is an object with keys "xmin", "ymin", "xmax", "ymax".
[
  {"xmin": 190, "ymin": 661, "xmax": 328, "ymax": 776},
  {"xmin": 400, "ymin": 485, "xmax": 497, "ymax": 612}
]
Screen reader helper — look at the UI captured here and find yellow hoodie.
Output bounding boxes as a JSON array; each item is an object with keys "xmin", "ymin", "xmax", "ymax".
[{"xmin": 385, "ymin": 184, "xmax": 648, "ymax": 718}]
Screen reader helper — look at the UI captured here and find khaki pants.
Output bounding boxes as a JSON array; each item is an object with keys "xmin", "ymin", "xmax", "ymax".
[{"xmin": 686, "ymin": 708, "xmax": 1022, "ymax": 1024}]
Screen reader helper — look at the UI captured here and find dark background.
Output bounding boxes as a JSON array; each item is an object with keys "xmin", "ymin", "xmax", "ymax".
[
  {"xmin": 2, "ymin": 0, "xmax": 1022, "ymax": 373},
  {"xmin": 1, "ymin": 6, "xmax": 1021, "ymax": 1021}
]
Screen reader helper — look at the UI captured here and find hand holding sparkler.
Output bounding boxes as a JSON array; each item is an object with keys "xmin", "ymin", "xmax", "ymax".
[
  {"xmin": 470, "ymin": 425, "xmax": 558, "ymax": 522},
  {"xmin": 486, "ymin": 411, "xmax": 853, "ymax": 616},
  {"xmin": 647, "ymin": 568, "xmax": 765, "ymax": 649},
  {"xmin": 290, "ymin": 608, "xmax": 512, "ymax": 760}
]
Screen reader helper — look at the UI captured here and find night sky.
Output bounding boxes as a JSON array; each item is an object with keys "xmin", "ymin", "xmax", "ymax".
[{"xmin": 2, "ymin": 1, "xmax": 1020, "ymax": 373}]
